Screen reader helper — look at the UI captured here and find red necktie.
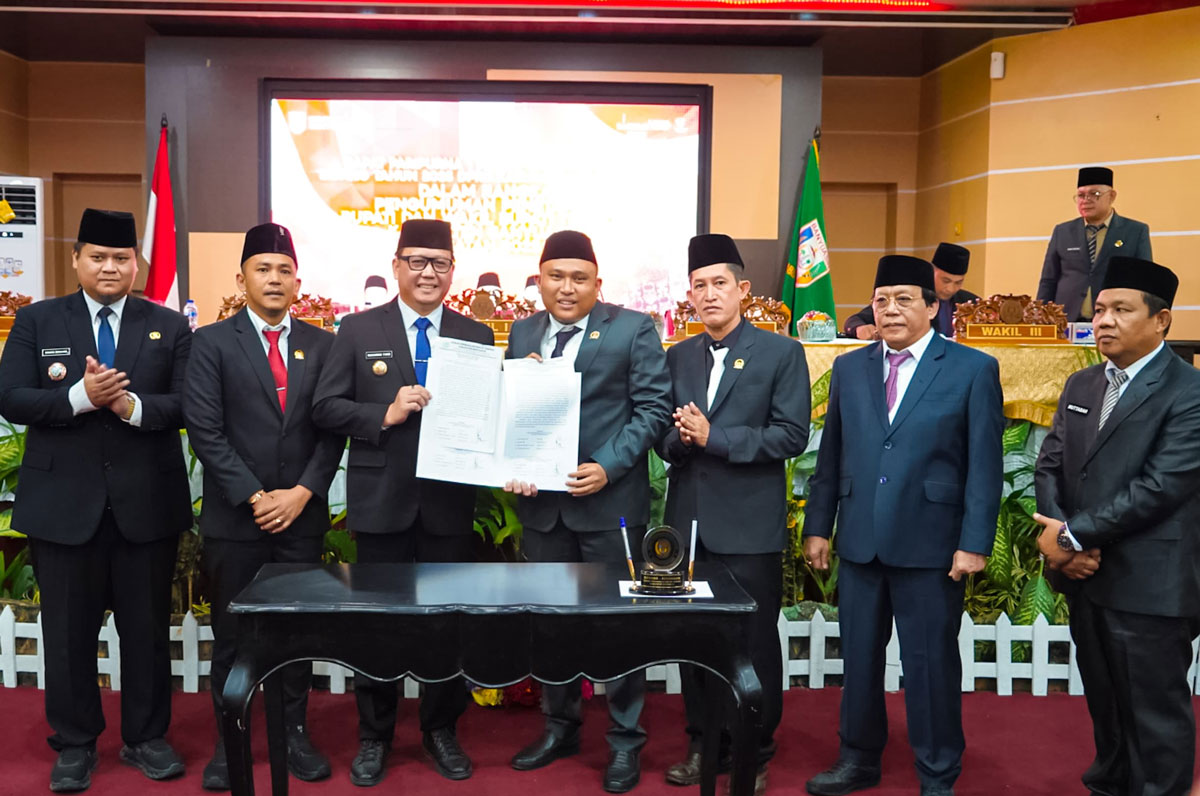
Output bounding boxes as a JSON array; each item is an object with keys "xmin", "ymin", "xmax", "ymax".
[{"xmin": 263, "ymin": 329, "xmax": 287, "ymax": 411}]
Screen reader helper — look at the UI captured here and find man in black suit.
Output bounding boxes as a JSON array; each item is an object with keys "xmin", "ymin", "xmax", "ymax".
[
  {"xmin": 183, "ymin": 224, "xmax": 344, "ymax": 791},
  {"xmin": 656, "ymin": 234, "xmax": 811, "ymax": 795},
  {"xmin": 0, "ymin": 209, "xmax": 192, "ymax": 792},
  {"xmin": 803, "ymin": 255, "xmax": 1004, "ymax": 796},
  {"xmin": 1034, "ymin": 257, "xmax": 1200, "ymax": 796},
  {"xmin": 844, "ymin": 243, "xmax": 978, "ymax": 340},
  {"xmin": 312, "ymin": 219, "xmax": 493, "ymax": 787},
  {"xmin": 504, "ymin": 230, "xmax": 672, "ymax": 793},
  {"xmin": 1037, "ymin": 166, "xmax": 1153, "ymax": 322}
]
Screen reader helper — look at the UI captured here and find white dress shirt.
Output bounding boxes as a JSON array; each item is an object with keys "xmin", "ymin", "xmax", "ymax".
[
  {"xmin": 539, "ymin": 309, "xmax": 594, "ymax": 364},
  {"xmin": 244, "ymin": 306, "xmax": 292, "ymax": 368},
  {"xmin": 396, "ymin": 297, "xmax": 444, "ymax": 360},
  {"xmin": 68, "ymin": 293, "xmax": 142, "ymax": 426},
  {"xmin": 882, "ymin": 326, "xmax": 936, "ymax": 423}
]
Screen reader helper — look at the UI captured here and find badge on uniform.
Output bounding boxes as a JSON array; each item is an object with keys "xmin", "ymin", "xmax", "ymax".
[
  {"xmin": 733, "ymin": 358, "xmax": 745, "ymax": 370},
  {"xmin": 1067, "ymin": 404, "xmax": 1090, "ymax": 415},
  {"xmin": 589, "ymin": 331, "xmax": 600, "ymax": 340},
  {"xmin": 148, "ymin": 331, "xmax": 161, "ymax": 340},
  {"xmin": 48, "ymin": 362, "xmax": 67, "ymax": 381},
  {"xmin": 1114, "ymin": 240, "xmax": 1124, "ymax": 248},
  {"xmin": 372, "ymin": 360, "xmax": 388, "ymax": 376},
  {"xmin": 293, "ymin": 350, "xmax": 305, "ymax": 360}
]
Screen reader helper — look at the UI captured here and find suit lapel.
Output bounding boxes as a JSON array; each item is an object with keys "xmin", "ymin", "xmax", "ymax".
[
  {"xmin": 1085, "ymin": 347, "xmax": 1172, "ymax": 463},
  {"xmin": 686, "ymin": 336, "xmax": 709, "ymax": 412},
  {"xmin": 380, "ymin": 300, "xmax": 417, "ymax": 386},
  {"xmin": 66, "ymin": 291, "xmax": 99, "ymax": 371},
  {"xmin": 282, "ymin": 320, "xmax": 310, "ymax": 428},
  {"xmin": 234, "ymin": 309, "xmax": 284, "ymax": 418},
  {"xmin": 1094, "ymin": 212, "xmax": 1122, "ymax": 269},
  {"xmin": 887, "ymin": 334, "xmax": 945, "ymax": 435},
  {"xmin": 1072, "ymin": 367, "xmax": 1106, "ymax": 455},
  {"xmin": 865, "ymin": 342, "xmax": 889, "ymax": 432},
  {"xmin": 572, "ymin": 303, "xmax": 615, "ymax": 375},
  {"xmin": 519, "ymin": 312, "xmax": 551, "ymax": 359},
  {"xmin": 708, "ymin": 322, "xmax": 755, "ymax": 416},
  {"xmin": 113, "ymin": 298, "xmax": 145, "ymax": 376}
]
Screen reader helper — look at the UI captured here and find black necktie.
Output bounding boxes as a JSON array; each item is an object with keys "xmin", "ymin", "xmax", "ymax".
[{"xmin": 551, "ymin": 326, "xmax": 581, "ymax": 358}]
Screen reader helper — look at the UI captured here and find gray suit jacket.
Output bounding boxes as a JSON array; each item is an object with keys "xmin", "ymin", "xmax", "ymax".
[
  {"xmin": 1035, "ymin": 346, "xmax": 1200, "ymax": 618},
  {"xmin": 656, "ymin": 322, "xmax": 810, "ymax": 554},
  {"xmin": 1036, "ymin": 212, "xmax": 1152, "ymax": 321},
  {"xmin": 505, "ymin": 303, "xmax": 672, "ymax": 532}
]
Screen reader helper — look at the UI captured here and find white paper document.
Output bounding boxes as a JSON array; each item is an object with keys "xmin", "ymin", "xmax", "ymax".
[{"xmin": 416, "ymin": 338, "xmax": 581, "ymax": 490}]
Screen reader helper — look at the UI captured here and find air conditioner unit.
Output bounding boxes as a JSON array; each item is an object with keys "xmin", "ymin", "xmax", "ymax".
[{"xmin": 0, "ymin": 176, "xmax": 45, "ymax": 301}]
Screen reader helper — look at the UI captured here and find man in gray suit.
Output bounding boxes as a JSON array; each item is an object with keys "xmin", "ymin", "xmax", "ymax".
[
  {"xmin": 657, "ymin": 234, "xmax": 810, "ymax": 795},
  {"xmin": 504, "ymin": 230, "xmax": 672, "ymax": 793},
  {"xmin": 1034, "ymin": 257, "xmax": 1200, "ymax": 796},
  {"xmin": 1037, "ymin": 166, "xmax": 1152, "ymax": 322}
]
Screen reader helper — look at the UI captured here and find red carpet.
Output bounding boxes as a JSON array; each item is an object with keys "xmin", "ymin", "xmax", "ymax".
[{"xmin": 0, "ymin": 686, "xmax": 1196, "ymax": 795}]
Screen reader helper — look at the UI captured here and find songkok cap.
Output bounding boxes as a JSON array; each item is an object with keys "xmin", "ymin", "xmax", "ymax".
[
  {"xmin": 364, "ymin": 275, "xmax": 387, "ymax": 290},
  {"xmin": 874, "ymin": 255, "xmax": 934, "ymax": 292},
  {"xmin": 525, "ymin": 275, "xmax": 538, "ymax": 288},
  {"xmin": 540, "ymin": 231, "xmax": 596, "ymax": 265},
  {"xmin": 688, "ymin": 234, "xmax": 744, "ymax": 273},
  {"xmin": 77, "ymin": 208, "xmax": 137, "ymax": 249},
  {"xmin": 397, "ymin": 219, "xmax": 453, "ymax": 254},
  {"xmin": 241, "ymin": 223, "xmax": 297, "ymax": 267},
  {"xmin": 1078, "ymin": 167, "xmax": 1114, "ymax": 188},
  {"xmin": 477, "ymin": 272, "xmax": 501, "ymax": 289},
  {"xmin": 1101, "ymin": 256, "xmax": 1178, "ymax": 307},
  {"xmin": 931, "ymin": 242, "xmax": 970, "ymax": 276}
]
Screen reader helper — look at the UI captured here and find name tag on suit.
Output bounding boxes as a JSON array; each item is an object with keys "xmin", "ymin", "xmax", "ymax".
[
  {"xmin": 364, "ymin": 350, "xmax": 393, "ymax": 360},
  {"xmin": 1066, "ymin": 247, "xmax": 1082, "ymax": 252},
  {"xmin": 1067, "ymin": 404, "xmax": 1090, "ymax": 415},
  {"xmin": 41, "ymin": 347, "xmax": 71, "ymax": 357}
]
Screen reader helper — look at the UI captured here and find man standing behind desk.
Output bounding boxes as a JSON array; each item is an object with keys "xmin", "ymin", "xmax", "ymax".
[
  {"xmin": 802, "ymin": 255, "xmax": 1003, "ymax": 796},
  {"xmin": 183, "ymin": 223, "xmax": 344, "ymax": 791},
  {"xmin": 504, "ymin": 230, "xmax": 672, "ymax": 793},
  {"xmin": 656, "ymin": 234, "xmax": 810, "ymax": 796},
  {"xmin": 844, "ymin": 243, "xmax": 977, "ymax": 340},
  {"xmin": 1037, "ymin": 166, "xmax": 1152, "ymax": 322},
  {"xmin": 0, "ymin": 209, "xmax": 192, "ymax": 792},
  {"xmin": 312, "ymin": 219, "xmax": 493, "ymax": 787},
  {"xmin": 1034, "ymin": 257, "xmax": 1200, "ymax": 796}
]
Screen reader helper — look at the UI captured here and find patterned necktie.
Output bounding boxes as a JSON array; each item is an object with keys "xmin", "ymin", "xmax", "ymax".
[
  {"xmin": 263, "ymin": 329, "xmax": 287, "ymax": 411},
  {"xmin": 885, "ymin": 350, "xmax": 913, "ymax": 414},
  {"xmin": 1097, "ymin": 368, "xmax": 1128, "ymax": 429},
  {"xmin": 1086, "ymin": 223, "xmax": 1104, "ymax": 264},
  {"xmin": 96, "ymin": 307, "xmax": 116, "ymax": 368},
  {"xmin": 550, "ymin": 326, "xmax": 580, "ymax": 358},
  {"xmin": 414, "ymin": 317, "xmax": 432, "ymax": 386}
]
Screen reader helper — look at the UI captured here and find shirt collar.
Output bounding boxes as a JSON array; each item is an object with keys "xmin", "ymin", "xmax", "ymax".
[
  {"xmin": 548, "ymin": 307, "xmax": 593, "ymax": 337},
  {"xmin": 397, "ymin": 297, "xmax": 444, "ymax": 333},
  {"xmin": 81, "ymin": 291, "xmax": 128, "ymax": 322},
  {"xmin": 1086, "ymin": 210, "xmax": 1115, "ymax": 229},
  {"xmin": 884, "ymin": 326, "xmax": 936, "ymax": 363},
  {"xmin": 705, "ymin": 317, "xmax": 745, "ymax": 350},
  {"xmin": 245, "ymin": 306, "xmax": 292, "ymax": 336},
  {"xmin": 1107, "ymin": 340, "xmax": 1165, "ymax": 383}
]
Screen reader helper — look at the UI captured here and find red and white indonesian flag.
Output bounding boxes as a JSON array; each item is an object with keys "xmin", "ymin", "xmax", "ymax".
[{"xmin": 143, "ymin": 124, "xmax": 179, "ymax": 310}]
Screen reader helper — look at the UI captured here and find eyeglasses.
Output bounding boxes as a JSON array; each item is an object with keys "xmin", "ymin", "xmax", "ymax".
[
  {"xmin": 399, "ymin": 255, "xmax": 454, "ymax": 274},
  {"xmin": 1073, "ymin": 190, "xmax": 1112, "ymax": 203},
  {"xmin": 872, "ymin": 295, "xmax": 920, "ymax": 311}
]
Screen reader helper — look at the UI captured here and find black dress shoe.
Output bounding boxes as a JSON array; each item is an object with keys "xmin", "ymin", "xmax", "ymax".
[
  {"xmin": 604, "ymin": 749, "xmax": 641, "ymax": 794},
  {"xmin": 50, "ymin": 746, "xmax": 98, "ymax": 793},
  {"xmin": 920, "ymin": 785, "xmax": 954, "ymax": 796},
  {"xmin": 423, "ymin": 727, "xmax": 473, "ymax": 780},
  {"xmin": 119, "ymin": 738, "xmax": 186, "ymax": 781},
  {"xmin": 664, "ymin": 749, "xmax": 732, "ymax": 786},
  {"xmin": 350, "ymin": 739, "xmax": 389, "ymax": 787},
  {"xmin": 805, "ymin": 758, "xmax": 882, "ymax": 796},
  {"xmin": 511, "ymin": 731, "xmax": 581, "ymax": 771},
  {"xmin": 202, "ymin": 740, "xmax": 230, "ymax": 792},
  {"xmin": 286, "ymin": 725, "xmax": 332, "ymax": 782}
]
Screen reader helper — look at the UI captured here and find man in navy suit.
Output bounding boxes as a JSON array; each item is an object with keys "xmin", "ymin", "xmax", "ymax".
[
  {"xmin": 803, "ymin": 255, "xmax": 1004, "ymax": 796},
  {"xmin": 184, "ymin": 224, "xmax": 345, "ymax": 790},
  {"xmin": 504, "ymin": 230, "xmax": 672, "ymax": 793},
  {"xmin": 0, "ymin": 209, "xmax": 193, "ymax": 792},
  {"xmin": 313, "ymin": 219, "xmax": 493, "ymax": 787},
  {"xmin": 1037, "ymin": 166, "xmax": 1152, "ymax": 322},
  {"xmin": 657, "ymin": 234, "xmax": 810, "ymax": 795}
]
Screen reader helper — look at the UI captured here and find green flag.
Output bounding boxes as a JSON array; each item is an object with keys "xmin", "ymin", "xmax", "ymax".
[{"xmin": 782, "ymin": 140, "xmax": 837, "ymax": 336}]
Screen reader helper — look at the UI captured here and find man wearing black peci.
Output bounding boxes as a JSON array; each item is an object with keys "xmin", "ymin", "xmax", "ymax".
[
  {"xmin": 184, "ymin": 223, "xmax": 345, "ymax": 790},
  {"xmin": 313, "ymin": 218, "xmax": 493, "ymax": 787},
  {"xmin": 656, "ymin": 234, "xmax": 811, "ymax": 795}
]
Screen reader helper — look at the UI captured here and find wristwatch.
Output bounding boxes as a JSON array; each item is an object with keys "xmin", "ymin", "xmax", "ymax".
[
  {"xmin": 1056, "ymin": 526, "xmax": 1075, "ymax": 552},
  {"xmin": 121, "ymin": 394, "xmax": 136, "ymax": 421}
]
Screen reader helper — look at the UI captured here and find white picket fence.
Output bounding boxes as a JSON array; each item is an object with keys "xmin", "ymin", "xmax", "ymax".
[{"xmin": 4, "ymin": 605, "xmax": 1199, "ymax": 697}]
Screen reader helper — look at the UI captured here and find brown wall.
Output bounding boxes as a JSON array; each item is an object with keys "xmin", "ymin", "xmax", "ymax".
[{"xmin": 0, "ymin": 52, "xmax": 145, "ymax": 298}]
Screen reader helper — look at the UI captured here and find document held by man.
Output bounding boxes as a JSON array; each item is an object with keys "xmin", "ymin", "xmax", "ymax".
[{"xmin": 416, "ymin": 338, "xmax": 581, "ymax": 490}]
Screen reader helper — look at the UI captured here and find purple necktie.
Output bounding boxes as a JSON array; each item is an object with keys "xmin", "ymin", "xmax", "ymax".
[{"xmin": 885, "ymin": 350, "xmax": 913, "ymax": 414}]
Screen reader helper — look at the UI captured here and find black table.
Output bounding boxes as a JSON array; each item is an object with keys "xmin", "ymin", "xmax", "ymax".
[{"xmin": 221, "ymin": 561, "xmax": 762, "ymax": 796}]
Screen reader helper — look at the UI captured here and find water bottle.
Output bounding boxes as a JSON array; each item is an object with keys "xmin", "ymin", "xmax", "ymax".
[{"xmin": 184, "ymin": 299, "xmax": 199, "ymax": 332}]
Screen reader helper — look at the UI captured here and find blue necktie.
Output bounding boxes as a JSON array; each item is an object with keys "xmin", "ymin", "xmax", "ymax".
[
  {"xmin": 97, "ymin": 307, "xmax": 116, "ymax": 368},
  {"xmin": 551, "ymin": 326, "xmax": 580, "ymax": 359},
  {"xmin": 414, "ymin": 317, "xmax": 432, "ymax": 387}
]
